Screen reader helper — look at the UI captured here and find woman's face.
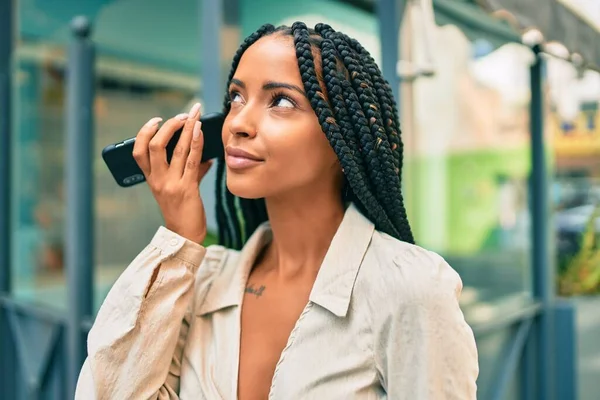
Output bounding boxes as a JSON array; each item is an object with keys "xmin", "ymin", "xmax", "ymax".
[{"xmin": 222, "ymin": 34, "xmax": 341, "ymax": 200}]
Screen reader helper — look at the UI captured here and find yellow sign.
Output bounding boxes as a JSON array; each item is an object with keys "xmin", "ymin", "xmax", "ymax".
[{"xmin": 553, "ymin": 109, "xmax": 600, "ymax": 156}]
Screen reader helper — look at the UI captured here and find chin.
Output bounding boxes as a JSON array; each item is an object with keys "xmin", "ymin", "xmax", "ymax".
[{"xmin": 226, "ymin": 172, "xmax": 268, "ymax": 199}]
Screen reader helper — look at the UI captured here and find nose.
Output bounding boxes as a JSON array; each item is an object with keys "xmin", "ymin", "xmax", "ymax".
[{"xmin": 228, "ymin": 106, "xmax": 258, "ymax": 139}]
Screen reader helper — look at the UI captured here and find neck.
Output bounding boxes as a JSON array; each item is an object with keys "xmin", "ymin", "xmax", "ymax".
[{"xmin": 262, "ymin": 187, "xmax": 345, "ymax": 281}]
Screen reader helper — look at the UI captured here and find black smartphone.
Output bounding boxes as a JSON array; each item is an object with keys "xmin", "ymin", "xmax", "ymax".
[{"xmin": 102, "ymin": 112, "xmax": 225, "ymax": 187}]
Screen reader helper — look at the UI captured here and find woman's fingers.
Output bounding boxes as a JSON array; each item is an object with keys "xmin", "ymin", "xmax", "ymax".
[
  {"xmin": 183, "ymin": 121, "xmax": 208, "ymax": 182},
  {"xmin": 135, "ymin": 104, "xmax": 209, "ymax": 186},
  {"xmin": 132, "ymin": 117, "xmax": 162, "ymax": 176},
  {"xmin": 148, "ymin": 113, "xmax": 188, "ymax": 179},
  {"xmin": 134, "ymin": 111, "xmax": 210, "ymax": 243},
  {"xmin": 170, "ymin": 103, "xmax": 201, "ymax": 177}
]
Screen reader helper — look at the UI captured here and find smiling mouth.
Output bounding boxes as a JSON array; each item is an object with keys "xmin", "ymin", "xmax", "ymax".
[
  {"xmin": 225, "ymin": 154, "xmax": 264, "ymax": 170},
  {"xmin": 225, "ymin": 147, "xmax": 264, "ymax": 170}
]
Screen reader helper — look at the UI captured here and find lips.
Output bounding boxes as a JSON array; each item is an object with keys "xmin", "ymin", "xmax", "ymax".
[
  {"xmin": 225, "ymin": 146, "xmax": 264, "ymax": 170},
  {"xmin": 225, "ymin": 147, "xmax": 262, "ymax": 161}
]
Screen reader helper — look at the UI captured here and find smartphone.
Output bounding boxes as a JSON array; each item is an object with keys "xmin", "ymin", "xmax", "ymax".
[{"xmin": 102, "ymin": 112, "xmax": 225, "ymax": 187}]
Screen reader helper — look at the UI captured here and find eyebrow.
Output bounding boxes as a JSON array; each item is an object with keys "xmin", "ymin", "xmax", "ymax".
[{"xmin": 230, "ymin": 78, "xmax": 306, "ymax": 97}]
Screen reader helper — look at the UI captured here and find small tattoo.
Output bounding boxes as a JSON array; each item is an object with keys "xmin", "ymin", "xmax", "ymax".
[{"xmin": 245, "ymin": 284, "xmax": 266, "ymax": 298}]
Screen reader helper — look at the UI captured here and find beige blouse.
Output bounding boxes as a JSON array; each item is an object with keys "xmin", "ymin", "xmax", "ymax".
[{"xmin": 75, "ymin": 204, "xmax": 479, "ymax": 399}]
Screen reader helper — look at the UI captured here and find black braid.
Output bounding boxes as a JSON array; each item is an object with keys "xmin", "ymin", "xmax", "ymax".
[
  {"xmin": 333, "ymin": 31, "xmax": 404, "ymax": 187},
  {"xmin": 316, "ymin": 31, "xmax": 398, "ymax": 236},
  {"xmin": 215, "ymin": 22, "xmax": 414, "ymax": 249},
  {"xmin": 215, "ymin": 156, "xmax": 231, "ymax": 247},
  {"xmin": 329, "ymin": 34, "xmax": 397, "ymax": 218},
  {"xmin": 316, "ymin": 24, "xmax": 414, "ymax": 243},
  {"xmin": 292, "ymin": 22, "xmax": 401, "ymax": 237},
  {"xmin": 342, "ymin": 34, "xmax": 401, "ymax": 171},
  {"xmin": 343, "ymin": 34, "xmax": 413, "ymax": 243}
]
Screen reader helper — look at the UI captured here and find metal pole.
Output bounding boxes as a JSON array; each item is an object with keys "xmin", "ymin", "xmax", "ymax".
[
  {"xmin": 0, "ymin": 0, "xmax": 14, "ymax": 297},
  {"xmin": 553, "ymin": 300, "xmax": 577, "ymax": 400},
  {"xmin": 0, "ymin": 1, "xmax": 15, "ymax": 399},
  {"xmin": 200, "ymin": 0, "xmax": 222, "ymax": 113},
  {"xmin": 65, "ymin": 16, "xmax": 95, "ymax": 398},
  {"xmin": 377, "ymin": 0, "xmax": 406, "ymax": 105},
  {"xmin": 377, "ymin": 0, "xmax": 418, "ymax": 222},
  {"xmin": 528, "ymin": 44, "xmax": 554, "ymax": 400},
  {"xmin": 199, "ymin": 0, "xmax": 224, "ymax": 233}
]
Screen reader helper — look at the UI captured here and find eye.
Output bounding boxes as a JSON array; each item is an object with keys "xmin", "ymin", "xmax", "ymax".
[
  {"xmin": 270, "ymin": 93, "xmax": 296, "ymax": 109},
  {"xmin": 229, "ymin": 91, "xmax": 243, "ymax": 104}
]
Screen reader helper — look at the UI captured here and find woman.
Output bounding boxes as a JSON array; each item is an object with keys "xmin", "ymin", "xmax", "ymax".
[{"xmin": 76, "ymin": 22, "xmax": 478, "ymax": 399}]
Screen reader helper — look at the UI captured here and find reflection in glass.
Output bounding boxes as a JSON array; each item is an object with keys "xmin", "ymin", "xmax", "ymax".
[{"xmin": 11, "ymin": 44, "xmax": 199, "ymax": 311}]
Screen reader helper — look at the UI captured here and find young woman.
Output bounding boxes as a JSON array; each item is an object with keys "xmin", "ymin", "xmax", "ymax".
[{"xmin": 76, "ymin": 22, "xmax": 478, "ymax": 399}]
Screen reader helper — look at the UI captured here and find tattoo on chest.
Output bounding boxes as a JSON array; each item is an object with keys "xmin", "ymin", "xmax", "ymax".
[{"xmin": 245, "ymin": 284, "xmax": 266, "ymax": 298}]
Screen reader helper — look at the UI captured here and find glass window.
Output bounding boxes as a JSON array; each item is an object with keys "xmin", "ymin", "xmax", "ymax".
[
  {"xmin": 12, "ymin": 51, "xmax": 68, "ymax": 308},
  {"xmin": 93, "ymin": 78, "xmax": 198, "ymax": 310},
  {"xmin": 12, "ymin": 0, "xmax": 204, "ymax": 311}
]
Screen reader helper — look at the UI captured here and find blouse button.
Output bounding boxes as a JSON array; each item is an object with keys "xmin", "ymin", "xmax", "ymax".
[{"xmin": 170, "ymin": 238, "xmax": 179, "ymax": 247}]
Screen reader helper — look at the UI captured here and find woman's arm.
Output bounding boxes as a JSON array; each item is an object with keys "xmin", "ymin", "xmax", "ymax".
[
  {"xmin": 75, "ymin": 227, "xmax": 217, "ymax": 400},
  {"xmin": 375, "ymin": 251, "xmax": 479, "ymax": 399}
]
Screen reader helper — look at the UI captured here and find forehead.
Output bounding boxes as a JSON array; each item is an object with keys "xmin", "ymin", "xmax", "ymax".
[{"xmin": 234, "ymin": 34, "xmax": 301, "ymax": 83}]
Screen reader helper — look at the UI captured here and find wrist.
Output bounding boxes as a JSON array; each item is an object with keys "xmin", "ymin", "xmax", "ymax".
[
  {"xmin": 165, "ymin": 225, "xmax": 206, "ymax": 245},
  {"xmin": 187, "ymin": 233, "xmax": 206, "ymax": 245}
]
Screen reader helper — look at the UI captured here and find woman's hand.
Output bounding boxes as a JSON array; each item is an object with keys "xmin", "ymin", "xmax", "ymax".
[{"xmin": 133, "ymin": 103, "xmax": 212, "ymax": 244}]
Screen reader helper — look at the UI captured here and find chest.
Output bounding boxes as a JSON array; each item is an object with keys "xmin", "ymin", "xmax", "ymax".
[
  {"xmin": 179, "ymin": 293, "xmax": 382, "ymax": 399},
  {"xmin": 237, "ymin": 283, "xmax": 311, "ymax": 400}
]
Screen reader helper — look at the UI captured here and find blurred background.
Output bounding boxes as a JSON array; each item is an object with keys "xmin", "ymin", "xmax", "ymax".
[{"xmin": 0, "ymin": 0, "xmax": 599, "ymax": 399}]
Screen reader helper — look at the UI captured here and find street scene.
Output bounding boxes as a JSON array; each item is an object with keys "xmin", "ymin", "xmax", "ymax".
[{"xmin": 1, "ymin": 0, "xmax": 599, "ymax": 399}]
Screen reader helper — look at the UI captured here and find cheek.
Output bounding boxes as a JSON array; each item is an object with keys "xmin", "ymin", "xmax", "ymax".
[
  {"xmin": 268, "ymin": 121, "xmax": 335, "ymax": 176},
  {"xmin": 221, "ymin": 115, "xmax": 232, "ymax": 146},
  {"xmin": 303, "ymin": 120, "xmax": 337, "ymax": 164},
  {"xmin": 225, "ymin": 120, "xmax": 338, "ymax": 199}
]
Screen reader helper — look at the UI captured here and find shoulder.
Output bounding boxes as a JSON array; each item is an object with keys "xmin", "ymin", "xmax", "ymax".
[
  {"xmin": 197, "ymin": 244, "xmax": 240, "ymax": 278},
  {"xmin": 358, "ymin": 231, "xmax": 475, "ymax": 356},
  {"xmin": 201, "ymin": 244, "xmax": 237, "ymax": 266},
  {"xmin": 358, "ymin": 230, "xmax": 463, "ymax": 308},
  {"xmin": 363, "ymin": 232, "xmax": 479, "ymax": 396},
  {"xmin": 188, "ymin": 244, "xmax": 241, "ymax": 296},
  {"xmin": 189, "ymin": 244, "xmax": 242, "ymax": 315}
]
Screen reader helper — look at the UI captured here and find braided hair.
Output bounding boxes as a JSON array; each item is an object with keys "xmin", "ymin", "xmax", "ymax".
[{"xmin": 216, "ymin": 22, "xmax": 414, "ymax": 250}]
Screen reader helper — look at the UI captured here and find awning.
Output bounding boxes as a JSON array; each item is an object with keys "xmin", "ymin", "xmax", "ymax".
[
  {"xmin": 478, "ymin": 0, "xmax": 600, "ymax": 70},
  {"xmin": 355, "ymin": 0, "xmax": 599, "ymax": 70}
]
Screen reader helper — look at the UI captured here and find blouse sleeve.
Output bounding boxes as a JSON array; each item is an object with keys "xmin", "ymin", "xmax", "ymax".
[{"xmin": 75, "ymin": 227, "xmax": 220, "ymax": 399}]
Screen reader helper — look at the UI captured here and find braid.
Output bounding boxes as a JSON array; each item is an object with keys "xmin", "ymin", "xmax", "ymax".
[
  {"xmin": 216, "ymin": 22, "xmax": 414, "ymax": 249},
  {"xmin": 298, "ymin": 25, "xmax": 399, "ymax": 236},
  {"xmin": 314, "ymin": 24, "xmax": 413, "ymax": 242},
  {"xmin": 215, "ymin": 156, "xmax": 231, "ymax": 247},
  {"xmin": 344, "ymin": 35, "xmax": 402, "ymax": 172},
  {"xmin": 321, "ymin": 26, "xmax": 414, "ymax": 243},
  {"xmin": 341, "ymin": 34, "xmax": 413, "ymax": 243},
  {"xmin": 336, "ymin": 39, "xmax": 396, "ymax": 215}
]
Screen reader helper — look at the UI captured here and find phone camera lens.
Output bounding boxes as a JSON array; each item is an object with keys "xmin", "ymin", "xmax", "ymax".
[{"xmin": 123, "ymin": 174, "xmax": 144, "ymax": 185}]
